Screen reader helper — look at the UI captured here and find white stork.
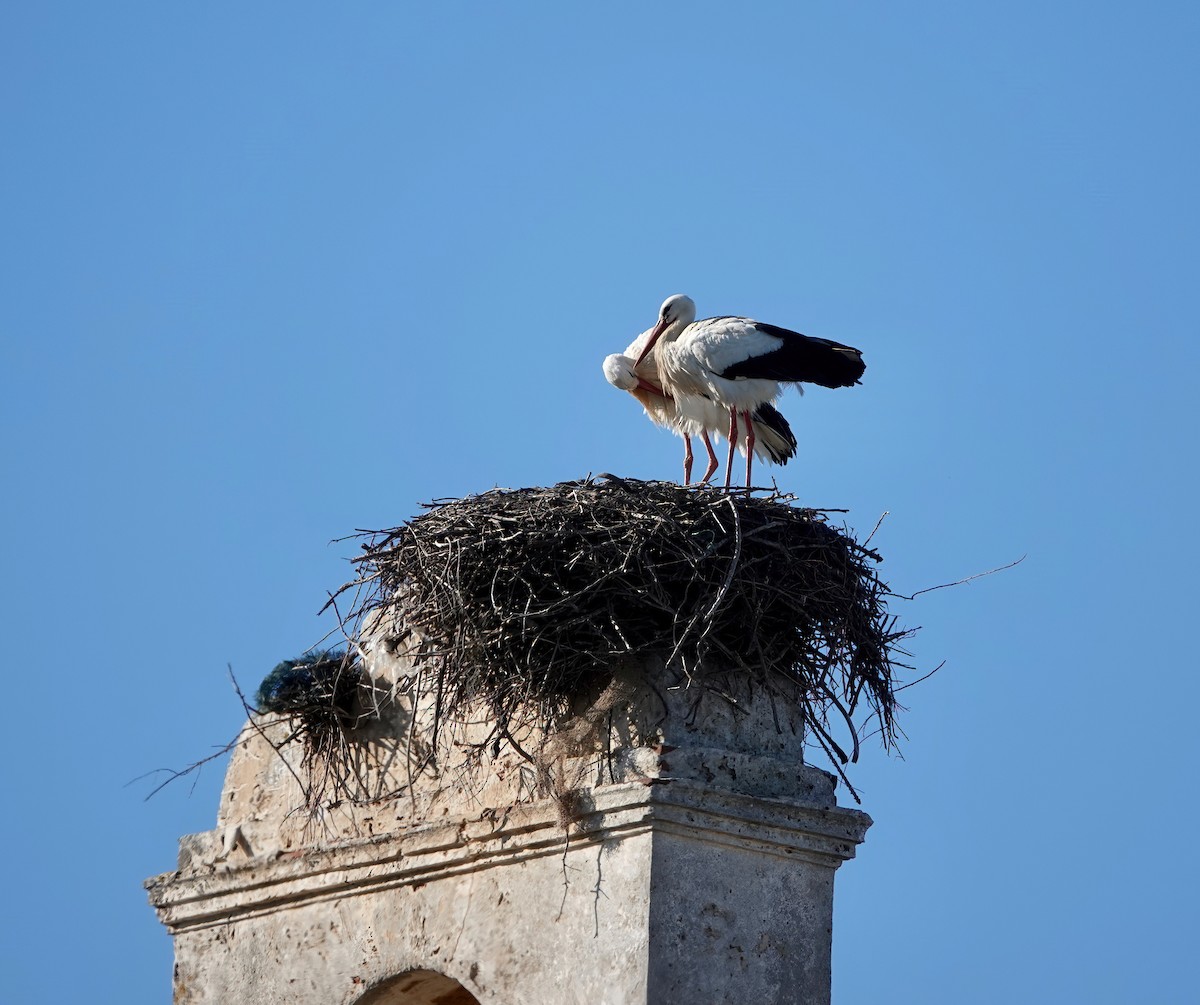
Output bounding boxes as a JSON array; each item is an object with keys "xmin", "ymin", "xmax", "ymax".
[
  {"xmin": 636, "ymin": 294, "xmax": 865, "ymax": 489},
  {"xmin": 604, "ymin": 327, "xmax": 797, "ymax": 484}
]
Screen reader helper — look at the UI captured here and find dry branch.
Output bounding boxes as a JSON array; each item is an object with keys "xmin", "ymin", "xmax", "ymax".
[{"xmin": 331, "ymin": 476, "xmax": 915, "ymax": 776}]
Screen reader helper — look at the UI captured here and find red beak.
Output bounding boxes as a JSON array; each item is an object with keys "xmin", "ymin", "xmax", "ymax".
[
  {"xmin": 635, "ymin": 318, "xmax": 670, "ymax": 367},
  {"xmin": 636, "ymin": 376, "xmax": 668, "ymax": 398}
]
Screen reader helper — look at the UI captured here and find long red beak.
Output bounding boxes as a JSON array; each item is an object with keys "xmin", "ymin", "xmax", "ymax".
[
  {"xmin": 635, "ymin": 318, "xmax": 670, "ymax": 367},
  {"xmin": 636, "ymin": 376, "xmax": 669, "ymax": 398}
]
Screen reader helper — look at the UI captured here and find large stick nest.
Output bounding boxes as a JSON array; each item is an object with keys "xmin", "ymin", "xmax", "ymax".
[{"xmin": 336, "ymin": 476, "xmax": 914, "ymax": 776}]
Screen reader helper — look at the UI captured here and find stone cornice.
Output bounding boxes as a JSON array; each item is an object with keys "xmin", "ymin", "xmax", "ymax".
[{"xmin": 147, "ymin": 779, "xmax": 871, "ymax": 935}]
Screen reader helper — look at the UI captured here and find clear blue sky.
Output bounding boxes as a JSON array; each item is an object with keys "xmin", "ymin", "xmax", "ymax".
[{"xmin": 2, "ymin": 3, "xmax": 1197, "ymax": 1002}]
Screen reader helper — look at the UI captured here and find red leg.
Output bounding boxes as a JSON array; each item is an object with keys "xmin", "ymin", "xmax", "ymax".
[
  {"xmin": 724, "ymin": 409, "xmax": 738, "ymax": 489},
  {"xmin": 743, "ymin": 410, "xmax": 755, "ymax": 490},
  {"xmin": 700, "ymin": 429, "xmax": 719, "ymax": 483},
  {"xmin": 683, "ymin": 435, "xmax": 694, "ymax": 484}
]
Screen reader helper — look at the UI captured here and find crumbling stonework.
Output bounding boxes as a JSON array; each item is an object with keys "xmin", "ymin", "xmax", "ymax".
[{"xmin": 148, "ymin": 641, "xmax": 871, "ymax": 1003}]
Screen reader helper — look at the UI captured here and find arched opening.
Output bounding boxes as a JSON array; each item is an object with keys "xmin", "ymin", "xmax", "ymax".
[{"xmin": 355, "ymin": 968, "xmax": 482, "ymax": 1005}]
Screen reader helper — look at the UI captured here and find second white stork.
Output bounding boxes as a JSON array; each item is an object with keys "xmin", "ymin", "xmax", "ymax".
[
  {"xmin": 604, "ymin": 327, "xmax": 797, "ymax": 484},
  {"xmin": 636, "ymin": 294, "xmax": 865, "ymax": 489}
]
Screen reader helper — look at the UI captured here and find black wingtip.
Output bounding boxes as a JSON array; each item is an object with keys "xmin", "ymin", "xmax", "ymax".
[
  {"xmin": 752, "ymin": 401, "xmax": 798, "ymax": 464},
  {"xmin": 721, "ymin": 324, "xmax": 866, "ymax": 389}
]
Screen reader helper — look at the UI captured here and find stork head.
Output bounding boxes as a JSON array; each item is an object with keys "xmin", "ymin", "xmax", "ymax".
[
  {"xmin": 602, "ymin": 353, "xmax": 638, "ymax": 391},
  {"xmin": 635, "ymin": 294, "xmax": 696, "ymax": 366}
]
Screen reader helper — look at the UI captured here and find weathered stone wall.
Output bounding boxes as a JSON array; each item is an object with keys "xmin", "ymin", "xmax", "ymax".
[{"xmin": 148, "ymin": 638, "xmax": 871, "ymax": 1004}]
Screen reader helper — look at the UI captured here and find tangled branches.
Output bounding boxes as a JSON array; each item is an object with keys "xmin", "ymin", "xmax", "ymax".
[{"xmin": 334, "ymin": 476, "xmax": 915, "ymax": 782}]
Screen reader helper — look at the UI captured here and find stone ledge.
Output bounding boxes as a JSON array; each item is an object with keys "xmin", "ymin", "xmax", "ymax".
[{"xmin": 147, "ymin": 777, "xmax": 870, "ymax": 935}]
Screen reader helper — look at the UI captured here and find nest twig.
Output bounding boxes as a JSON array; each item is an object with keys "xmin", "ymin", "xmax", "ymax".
[{"xmin": 331, "ymin": 476, "xmax": 915, "ymax": 785}]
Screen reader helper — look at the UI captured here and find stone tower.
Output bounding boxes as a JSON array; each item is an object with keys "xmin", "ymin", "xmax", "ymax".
[{"xmin": 147, "ymin": 653, "xmax": 871, "ymax": 1004}]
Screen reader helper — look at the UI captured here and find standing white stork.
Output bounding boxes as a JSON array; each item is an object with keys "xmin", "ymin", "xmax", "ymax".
[
  {"xmin": 604, "ymin": 327, "xmax": 798, "ymax": 484},
  {"xmin": 636, "ymin": 294, "xmax": 865, "ymax": 489}
]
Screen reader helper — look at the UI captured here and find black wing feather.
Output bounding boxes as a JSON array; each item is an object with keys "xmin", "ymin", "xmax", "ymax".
[
  {"xmin": 750, "ymin": 401, "xmax": 798, "ymax": 464},
  {"xmin": 719, "ymin": 321, "xmax": 866, "ymax": 388}
]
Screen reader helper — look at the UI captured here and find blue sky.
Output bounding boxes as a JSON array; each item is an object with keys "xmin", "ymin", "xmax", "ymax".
[{"xmin": 2, "ymin": 3, "xmax": 1197, "ymax": 1002}]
